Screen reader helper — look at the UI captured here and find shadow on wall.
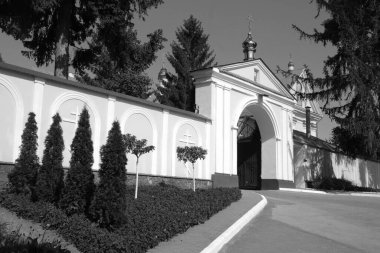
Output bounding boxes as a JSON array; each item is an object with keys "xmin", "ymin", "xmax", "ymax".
[
  {"xmin": 334, "ymin": 152, "xmax": 356, "ymax": 168},
  {"xmin": 294, "ymin": 141, "xmax": 380, "ymax": 189},
  {"xmin": 360, "ymin": 160, "xmax": 380, "ymax": 189},
  {"xmin": 294, "ymin": 143, "xmax": 335, "ymax": 188}
]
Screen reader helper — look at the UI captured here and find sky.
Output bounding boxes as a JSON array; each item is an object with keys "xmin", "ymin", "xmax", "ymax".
[{"xmin": 0, "ymin": 0, "xmax": 337, "ymax": 140}]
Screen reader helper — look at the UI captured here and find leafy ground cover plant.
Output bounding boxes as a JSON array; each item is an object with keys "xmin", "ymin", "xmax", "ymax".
[
  {"xmin": 0, "ymin": 221, "xmax": 69, "ymax": 252},
  {"xmin": 117, "ymin": 184, "xmax": 241, "ymax": 252},
  {"xmin": 0, "ymin": 184, "xmax": 241, "ymax": 253}
]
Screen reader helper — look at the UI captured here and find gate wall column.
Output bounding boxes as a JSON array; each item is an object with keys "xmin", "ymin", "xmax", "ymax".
[
  {"xmin": 215, "ymin": 83, "xmax": 224, "ymax": 173},
  {"xmin": 231, "ymin": 126, "xmax": 238, "ymax": 175},
  {"xmin": 223, "ymin": 86, "xmax": 232, "ymax": 174}
]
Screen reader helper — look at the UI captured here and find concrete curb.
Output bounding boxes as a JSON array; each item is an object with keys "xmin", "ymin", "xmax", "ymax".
[
  {"xmin": 279, "ymin": 188, "xmax": 327, "ymax": 194},
  {"xmin": 200, "ymin": 194, "xmax": 267, "ymax": 253},
  {"xmin": 349, "ymin": 193, "xmax": 380, "ymax": 198},
  {"xmin": 280, "ymin": 188, "xmax": 380, "ymax": 198}
]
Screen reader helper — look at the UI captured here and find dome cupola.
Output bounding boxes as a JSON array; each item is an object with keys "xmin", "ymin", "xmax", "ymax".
[{"xmin": 243, "ymin": 32, "xmax": 257, "ymax": 61}]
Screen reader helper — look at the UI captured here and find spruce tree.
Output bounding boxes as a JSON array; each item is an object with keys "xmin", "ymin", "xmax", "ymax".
[
  {"xmin": 156, "ymin": 15, "xmax": 215, "ymax": 111},
  {"xmin": 283, "ymin": 0, "xmax": 380, "ymax": 159},
  {"xmin": 91, "ymin": 121, "xmax": 127, "ymax": 228},
  {"xmin": 76, "ymin": 24, "xmax": 165, "ymax": 99},
  {"xmin": 35, "ymin": 114, "xmax": 64, "ymax": 203},
  {"xmin": 8, "ymin": 112, "xmax": 39, "ymax": 195},
  {"xmin": 60, "ymin": 107, "xmax": 94, "ymax": 215}
]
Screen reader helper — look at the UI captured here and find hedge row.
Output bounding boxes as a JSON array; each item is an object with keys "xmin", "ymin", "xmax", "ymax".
[
  {"xmin": 0, "ymin": 185, "xmax": 241, "ymax": 253},
  {"xmin": 306, "ymin": 177, "xmax": 380, "ymax": 192}
]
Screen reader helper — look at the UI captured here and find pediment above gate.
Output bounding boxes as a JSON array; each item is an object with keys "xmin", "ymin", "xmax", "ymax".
[{"xmin": 217, "ymin": 59, "xmax": 295, "ymax": 100}]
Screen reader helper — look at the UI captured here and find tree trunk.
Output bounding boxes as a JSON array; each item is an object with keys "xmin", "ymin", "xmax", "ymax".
[
  {"xmin": 135, "ymin": 158, "xmax": 139, "ymax": 199},
  {"xmin": 54, "ymin": 0, "xmax": 73, "ymax": 79}
]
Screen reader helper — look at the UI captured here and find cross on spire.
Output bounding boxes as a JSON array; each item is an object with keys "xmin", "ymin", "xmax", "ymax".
[
  {"xmin": 248, "ymin": 15, "xmax": 254, "ymax": 33},
  {"xmin": 161, "ymin": 53, "xmax": 165, "ymax": 69}
]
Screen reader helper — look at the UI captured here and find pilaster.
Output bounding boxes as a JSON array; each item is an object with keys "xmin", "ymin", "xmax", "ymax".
[
  {"xmin": 214, "ymin": 83, "xmax": 224, "ymax": 173},
  {"xmin": 281, "ymin": 108, "xmax": 288, "ymax": 180},
  {"xmin": 223, "ymin": 86, "xmax": 231, "ymax": 174},
  {"xmin": 231, "ymin": 126, "xmax": 238, "ymax": 175},
  {"xmin": 205, "ymin": 121, "xmax": 211, "ymax": 179},
  {"xmin": 161, "ymin": 110, "xmax": 169, "ymax": 176},
  {"xmin": 106, "ymin": 96, "xmax": 116, "ymax": 132},
  {"xmin": 33, "ymin": 77, "xmax": 45, "ymax": 158}
]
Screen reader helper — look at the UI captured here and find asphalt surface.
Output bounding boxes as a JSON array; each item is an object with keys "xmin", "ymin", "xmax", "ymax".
[{"xmin": 221, "ymin": 190, "xmax": 380, "ymax": 253}]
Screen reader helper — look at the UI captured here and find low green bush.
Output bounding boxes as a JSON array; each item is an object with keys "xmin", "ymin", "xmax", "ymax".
[
  {"xmin": 0, "ymin": 185, "xmax": 241, "ymax": 253},
  {"xmin": 307, "ymin": 177, "xmax": 380, "ymax": 192}
]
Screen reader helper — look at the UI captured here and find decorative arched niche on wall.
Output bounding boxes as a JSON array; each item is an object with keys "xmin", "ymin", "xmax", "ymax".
[
  {"xmin": 122, "ymin": 110, "xmax": 157, "ymax": 175},
  {"xmin": 0, "ymin": 75, "xmax": 24, "ymax": 162},
  {"xmin": 172, "ymin": 122, "xmax": 201, "ymax": 178},
  {"xmin": 50, "ymin": 92, "xmax": 101, "ymax": 169}
]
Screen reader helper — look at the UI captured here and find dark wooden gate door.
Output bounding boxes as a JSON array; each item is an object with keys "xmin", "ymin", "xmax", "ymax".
[{"xmin": 237, "ymin": 118, "xmax": 261, "ymax": 190}]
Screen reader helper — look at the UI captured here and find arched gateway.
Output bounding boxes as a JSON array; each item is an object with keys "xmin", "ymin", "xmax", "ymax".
[{"xmin": 191, "ymin": 32, "xmax": 297, "ymax": 189}]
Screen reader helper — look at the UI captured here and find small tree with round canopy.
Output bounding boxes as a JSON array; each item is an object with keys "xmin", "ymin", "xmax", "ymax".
[
  {"xmin": 177, "ymin": 146, "xmax": 207, "ymax": 192},
  {"xmin": 124, "ymin": 134, "xmax": 154, "ymax": 199}
]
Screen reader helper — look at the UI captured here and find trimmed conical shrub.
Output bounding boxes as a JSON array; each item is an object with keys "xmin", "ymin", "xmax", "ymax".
[
  {"xmin": 8, "ymin": 112, "xmax": 39, "ymax": 196},
  {"xmin": 35, "ymin": 113, "xmax": 64, "ymax": 203},
  {"xmin": 60, "ymin": 107, "xmax": 94, "ymax": 215},
  {"xmin": 91, "ymin": 121, "xmax": 127, "ymax": 229}
]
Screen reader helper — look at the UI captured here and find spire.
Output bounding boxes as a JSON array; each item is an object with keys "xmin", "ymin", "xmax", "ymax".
[
  {"xmin": 243, "ymin": 16, "xmax": 257, "ymax": 61},
  {"xmin": 158, "ymin": 53, "xmax": 168, "ymax": 87},
  {"xmin": 288, "ymin": 53, "xmax": 295, "ymax": 72}
]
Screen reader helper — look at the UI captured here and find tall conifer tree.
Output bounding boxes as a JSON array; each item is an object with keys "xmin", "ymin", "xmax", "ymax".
[
  {"xmin": 8, "ymin": 112, "xmax": 39, "ymax": 195},
  {"xmin": 284, "ymin": 0, "xmax": 380, "ymax": 159},
  {"xmin": 156, "ymin": 15, "xmax": 215, "ymax": 111},
  {"xmin": 35, "ymin": 114, "xmax": 64, "ymax": 203},
  {"xmin": 74, "ymin": 12, "xmax": 165, "ymax": 98},
  {"xmin": 60, "ymin": 107, "xmax": 94, "ymax": 215},
  {"xmin": 91, "ymin": 121, "xmax": 127, "ymax": 228}
]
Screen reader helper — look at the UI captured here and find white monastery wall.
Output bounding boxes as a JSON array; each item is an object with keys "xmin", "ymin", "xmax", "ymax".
[
  {"xmin": 0, "ymin": 63, "xmax": 211, "ymax": 181},
  {"xmin": 294, "ymin": 142, "xmax": 380, "ymax": 189}
]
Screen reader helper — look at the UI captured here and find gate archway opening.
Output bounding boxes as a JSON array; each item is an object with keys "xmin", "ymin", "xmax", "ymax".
[
  {"xmin": 237, "ymin": 116, "xmax": 261, "ymax": 189},
  {"xmin": 236, "ymin": 102, "xmax": 277, "ymax": 189}
]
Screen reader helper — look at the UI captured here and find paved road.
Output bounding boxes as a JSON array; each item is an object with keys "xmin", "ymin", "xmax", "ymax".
[{"xmin": 221, "ymin": 190, "xmax": 380, "ymax": 253}]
